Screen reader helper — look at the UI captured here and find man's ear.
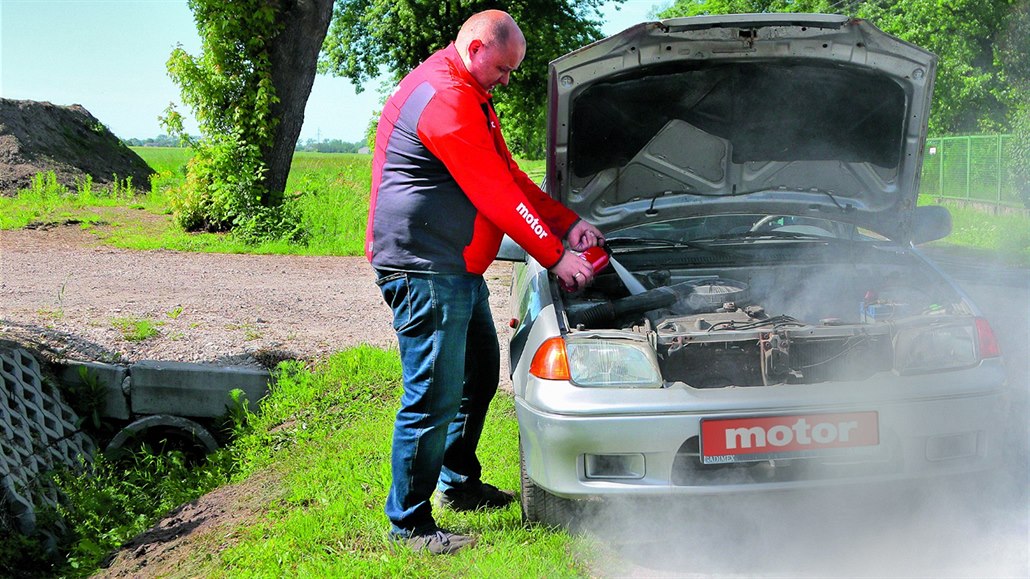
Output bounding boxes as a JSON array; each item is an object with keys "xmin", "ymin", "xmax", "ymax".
[{"xmin": 467, "ymin": 39, "xmax": 484, "ymax": 57}]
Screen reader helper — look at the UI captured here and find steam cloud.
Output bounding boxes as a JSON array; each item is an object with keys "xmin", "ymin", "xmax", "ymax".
[{"xmin": 575, "ymin": 264, "xmax": 1028, "ymax": 577}]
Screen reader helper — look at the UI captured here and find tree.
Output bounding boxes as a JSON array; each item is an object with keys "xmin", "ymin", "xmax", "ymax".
[
  {"xmin": 163, "ymin": 0, "xmax": 333, "ymax": 236},
  {"xmin": 320, "ymin": 0, "xmax": 617, "ymax": 159},
  {"xmin": 659, "ymin": 0, "xmax": 836, "ymax": 15},
  {"xmin": 658, "ymin": 0, "xmax": 1016, "ymax": 136},
  {"xmin": 856, "ymin": 0, "xmax": 1012, "ymax": 134},
  {"xmin": 996, "ymin": 1, "xmax": 1030, "ymax": 205}
]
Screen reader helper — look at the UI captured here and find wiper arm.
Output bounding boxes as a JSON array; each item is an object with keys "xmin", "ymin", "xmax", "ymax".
[
  {"xmin": 727, "ymin": 230, "xmax": 824, "ymax": 239},
  {"xmin": 606, "ymin": 237, "xmax": 711, "ymax": 250},
  {"xmin": 697, "ymin": 230, "xmax": 836, "ymax": 242},
  {"xmin": 605, "ymin": 236, "xmax": 739, "ymax": 258}
]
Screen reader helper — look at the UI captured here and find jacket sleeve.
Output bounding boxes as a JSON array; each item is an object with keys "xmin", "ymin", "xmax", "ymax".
[
  {"xmin": 501, "ymin": 140, "xmax": 579, "ymax": 240},
  {"xmin": 417, "ymin": 90, "xmax": 570, "ymax": 268}
]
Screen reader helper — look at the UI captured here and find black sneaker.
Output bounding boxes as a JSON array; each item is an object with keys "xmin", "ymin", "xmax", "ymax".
[
  {"xmin": 435, "ymin": 482, "xmax": 516, "ymax": 512},
  {"xmin": 389, "ymin": 527, "xmax": 476, "ymax": 555}
]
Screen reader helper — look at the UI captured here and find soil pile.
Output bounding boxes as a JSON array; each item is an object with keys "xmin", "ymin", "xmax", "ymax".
[{"xmin": 0, "ymin": 99, "xmax": 154, "ymax": 195}]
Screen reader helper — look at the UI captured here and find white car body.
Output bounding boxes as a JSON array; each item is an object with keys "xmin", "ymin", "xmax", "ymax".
[{"xmin": 501, "ymin": 14, "xmax": 1006, "ymax": 525}]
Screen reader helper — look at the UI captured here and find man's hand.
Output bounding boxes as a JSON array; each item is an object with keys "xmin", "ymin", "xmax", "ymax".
[
  {"xmin": 549, "ymin": 250, "xmax": 595, "ymax": 292},
  {"xmin": 567, "ymin": 220, "xmax": 604, "ymax": 252}
]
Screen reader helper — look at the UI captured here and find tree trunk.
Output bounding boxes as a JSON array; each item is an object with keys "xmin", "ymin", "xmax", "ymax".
[{"xmin": 263, "ymin": 0, "xmax": 334, "ymax": 206}]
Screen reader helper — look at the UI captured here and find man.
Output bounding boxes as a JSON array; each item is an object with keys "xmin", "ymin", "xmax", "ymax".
[{"xmin": 366, "ymin": 9, "xmax": 604, "ymax": 555}]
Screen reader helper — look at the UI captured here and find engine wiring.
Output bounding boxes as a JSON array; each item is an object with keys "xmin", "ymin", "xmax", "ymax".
[{"xmin": 706, "ymin": 315, "xmax": 807, "ymax": 332}]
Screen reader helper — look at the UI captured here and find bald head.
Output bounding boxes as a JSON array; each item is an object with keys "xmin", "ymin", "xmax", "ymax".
[
  {"xmin": 456, "ymin": 10, "xmax": 526, "ymax": 54},
  {"xmin": 456, "ymin": 10, "xmax": 526, "ymax": 92}
]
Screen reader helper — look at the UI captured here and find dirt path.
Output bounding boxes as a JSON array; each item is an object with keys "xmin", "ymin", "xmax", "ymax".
[{"xmin": 0, "ymin": 224, "xmax": 513, "ymax": 377}]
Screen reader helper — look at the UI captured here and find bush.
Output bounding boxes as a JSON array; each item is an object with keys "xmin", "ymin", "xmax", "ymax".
[{"xmin": 169, "ymin": 135, "xmax": 266, "ymax": 232}]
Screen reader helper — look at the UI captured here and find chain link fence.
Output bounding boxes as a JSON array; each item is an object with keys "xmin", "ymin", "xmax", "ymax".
[{"xmin": 920, "ymin": 134, "xmax": 1027, "ymax": 208}]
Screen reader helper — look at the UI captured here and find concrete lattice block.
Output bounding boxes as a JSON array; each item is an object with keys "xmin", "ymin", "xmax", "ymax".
[{"xmin": 0, "ymin": 347, "xmax": 95, "ymax": 535}]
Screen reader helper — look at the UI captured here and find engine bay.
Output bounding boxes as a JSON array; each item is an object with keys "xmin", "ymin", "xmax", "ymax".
[{"xmin": 562, "ymin": 253, "xmax": 971, "ymax": 388}]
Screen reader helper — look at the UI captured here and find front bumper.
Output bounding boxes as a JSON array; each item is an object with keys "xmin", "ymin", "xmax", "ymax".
[{"xmin": 516, "ymin": 369, "xmax": 1007, "ymax": 498}]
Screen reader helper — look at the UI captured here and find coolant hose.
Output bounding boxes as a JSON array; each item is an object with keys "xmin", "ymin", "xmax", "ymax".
[{"xmin": 568, "ymin": 285, "xmax": 680, "ymax": 329}]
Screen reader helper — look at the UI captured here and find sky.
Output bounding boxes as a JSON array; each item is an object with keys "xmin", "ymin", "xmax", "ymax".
[{"xmin": 1, "ymin": 0, "xmax": 668, "ymax": 142}]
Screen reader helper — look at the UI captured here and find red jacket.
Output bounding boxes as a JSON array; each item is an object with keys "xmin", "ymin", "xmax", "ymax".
[{"xmin": 366, "ymin": 44, "xmax": 577, "ymax": 275}]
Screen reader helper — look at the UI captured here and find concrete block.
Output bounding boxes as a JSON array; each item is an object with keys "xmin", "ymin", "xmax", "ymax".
[
  {"xmin": 128, "ymin": 361, "xmax": 271, "ymax": 418},
  {"xmin": 55, "ymin": 361, "xmax": 130, "ymax": 420}
]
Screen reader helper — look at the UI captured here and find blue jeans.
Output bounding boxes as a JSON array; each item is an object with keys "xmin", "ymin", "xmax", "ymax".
[{"xmin": 375, "ymin": 271, "xmax": 500, "ymax": 535}]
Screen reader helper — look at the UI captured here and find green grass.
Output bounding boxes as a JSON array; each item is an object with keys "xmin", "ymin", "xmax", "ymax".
[
  {"xmin": 204, "ymin": 347, "xmax": 588, "ymax": 577},
  {"xmin": 918, "ymin": 194, "xmax": 1030, "ymax": 266},
  {"xmin": 4, "ymin": 148, "xmax": 1023, "ymax": 264},
  {"xmin": 0, "ymin": 171, "xmax": 145, "ymax": 230},
  {"xmin": 0, "ymin": 149, "xmax": 548, "ymax": 257},
  {"xmin": 111, "ymin": 316, "xmax": 161, "ymax": 341},
  {"xmin": 33, "ymin": 347, "xmax": 592, "ymax": 577}
]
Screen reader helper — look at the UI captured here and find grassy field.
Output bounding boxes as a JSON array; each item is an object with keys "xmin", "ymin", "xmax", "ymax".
[
  {"xmin": 0, "ymin": 147, "xmax": 549, "ymax": 257},
  {"xmin": 0, "ymin": 147, "xmax": 1022, "ymax": 263},
  {"xmin": 918, "ymin": 195, "xmax": 1030, "ymax": 263}
]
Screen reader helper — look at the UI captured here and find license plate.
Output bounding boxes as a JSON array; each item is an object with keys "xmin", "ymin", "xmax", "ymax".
[{"xmin": 700, "ymin": 412, "xmax": 879, "ymax": 465}]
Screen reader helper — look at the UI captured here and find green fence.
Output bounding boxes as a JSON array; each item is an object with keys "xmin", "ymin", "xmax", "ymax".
[{"xmin": 920, "ymin": 134, "xmax": 1022, "ymax": 206}]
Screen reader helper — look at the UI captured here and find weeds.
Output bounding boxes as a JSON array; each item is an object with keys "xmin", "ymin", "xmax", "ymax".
[
  {"xmin": 227, "ymin": 322, "xmax": 262, "ymax": 341},
  {"xmin": 111, "ymin": 316, "xmax": 160, "ymax": 341},
  {"xmin": 53, "ymin": 448, "xmax": 233, "ymax": 574},
  {"xmin": 37, "ymin": 277, "xmax": 71, "ymax": 320},
  {"xmin": 63, "ymin": 367, "xmax": 110, "ymax": 432},
  {"xmin": 0, "ymin": 170, "xmax": 143, "ymax": 230}
]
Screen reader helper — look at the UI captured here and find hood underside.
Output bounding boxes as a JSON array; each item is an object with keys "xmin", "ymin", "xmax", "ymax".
[{"xmin": 547, "ymin": 14, "xmax": 937, "ymax": 242}]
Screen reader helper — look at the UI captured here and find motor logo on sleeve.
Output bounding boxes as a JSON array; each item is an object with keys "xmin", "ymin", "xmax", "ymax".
[{"xmin": 516, "ymin": 202, "xmax": 549, "ymax": 240}]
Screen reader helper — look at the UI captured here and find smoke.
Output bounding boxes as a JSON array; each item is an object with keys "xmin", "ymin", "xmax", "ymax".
[{"xmin": 573, "ymin": 271, "xmax": 1028, "ymax": 577}]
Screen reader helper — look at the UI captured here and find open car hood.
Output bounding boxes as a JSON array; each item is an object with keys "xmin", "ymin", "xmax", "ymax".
[{"xmin": 546, "ymin": 14, "xmax": 937, "ymax": 242}]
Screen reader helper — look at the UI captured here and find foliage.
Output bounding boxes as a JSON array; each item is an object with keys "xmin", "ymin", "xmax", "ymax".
[
  {"xmin": 997, "ymin": 1, "xmax": 1030, "ymax": 206},
  {"xmin": 320, "ymin": 0, "xmax": 617, "ymax": 159},
  {"xmin": 0, "ymin": 525, "xmax": 52, "ymax": 578},
  {"xmin": 53, "ymin": 449, "xmax": 233, "ymax": 575},
  {"xmin": 63, "ymin": 367, "xmax": 110, "ymax": 433},
  {"xmin": 856, "ymin": 0, "xmax": 1013, "ymax": 134},
  {"xmin": 162, "ymin": 0, "xmax": 301, "ymax": 241},
  {"xmin": 1011, "ymin": 106, "xmax": 1030, "ymax": 207},
  {"xmin": 111, "ymin": 316, "xmax": 161, "ymax": 342},
  {"xmin": 0, "ymin": 171, "xmax": 141, "ymax": 230},
  {"xmin": 657, "ymin": 0, "xmax": 1018, "ymax": 136}
]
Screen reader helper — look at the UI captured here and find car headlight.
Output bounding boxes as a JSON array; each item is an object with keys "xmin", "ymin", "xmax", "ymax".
[
  {"xmin": 529, "ymin": 336, "xmax": 662, "ymax": 388},
  {"xmin": 893, "ymin": 317, "xmax": 998, "ymax": 374}
]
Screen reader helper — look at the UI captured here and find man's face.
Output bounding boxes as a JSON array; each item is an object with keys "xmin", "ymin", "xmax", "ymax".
[{"xmin": 467, "ymin": 39, "xmax": 525, "ymax": 92}]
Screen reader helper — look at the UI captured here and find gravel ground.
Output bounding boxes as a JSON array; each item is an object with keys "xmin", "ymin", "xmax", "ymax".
[{"xmin": 0, "ymin": 225, "xmax": 514, "ymax": 379}]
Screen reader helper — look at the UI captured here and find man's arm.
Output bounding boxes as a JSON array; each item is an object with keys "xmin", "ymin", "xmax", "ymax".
[
  {"xmin": 418, "ymin": 91, "xmax": 570, "ymax": 267},
  {"xmin": 492, "ymin": 114, "xmax": 605, "ymax": 252}
]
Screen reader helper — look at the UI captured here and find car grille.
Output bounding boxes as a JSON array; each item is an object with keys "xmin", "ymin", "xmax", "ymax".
[{"xmin": 670, "ymin": 436, "xmax": 900, "ymax": 486}]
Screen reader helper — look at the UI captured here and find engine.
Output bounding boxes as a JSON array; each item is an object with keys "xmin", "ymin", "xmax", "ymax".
[{"xmin": 564, "ymin": 265, "xmax": 961, "ymax": 388}]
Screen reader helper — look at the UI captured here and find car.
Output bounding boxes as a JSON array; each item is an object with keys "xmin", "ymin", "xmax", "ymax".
[{"xmin": 496, "ymin": 13, "xmax": 1007, "ymax": 527}]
